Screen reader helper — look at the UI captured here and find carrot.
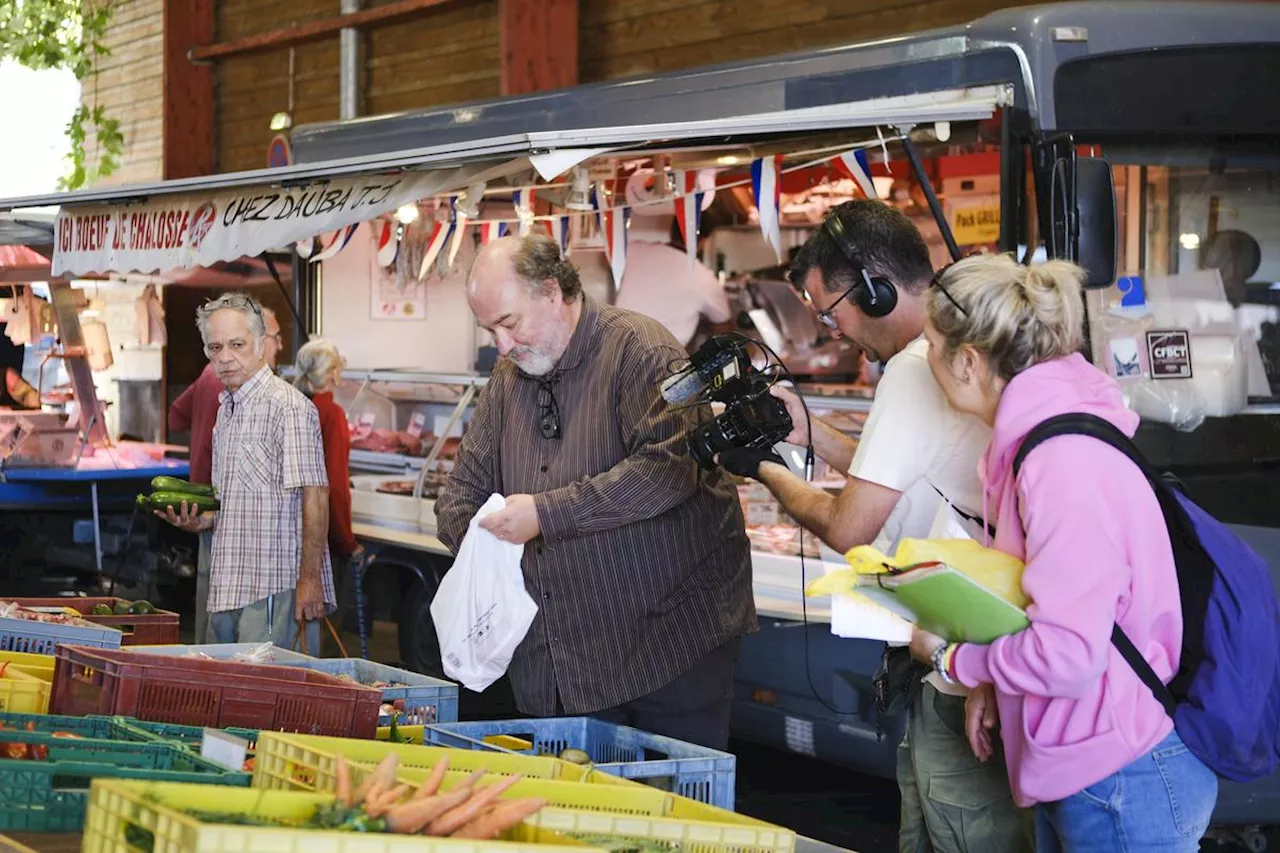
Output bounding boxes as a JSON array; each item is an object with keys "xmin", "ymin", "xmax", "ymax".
[
  {"xmin": 335, "ymin": 756, "xmax": 353, "ymax": 806},
  {"xmin": 412, "ymin": 756, "xmax": 450, "ymax": 799},
  {"xmin": 383, "ymin": 785, "xmax": 475, "ymax": 834},
  {"xmin": 450, "ymin": 797, "xmax": 548, "ymax": 840},
  {"xmin": 426, "ymin": 775, "xmax": 524, "ymax": 837},
  {"xmin": 365, "ymin": 783, "xmax": 412, "ymax": 818},
  {"xmin": 353, "ymin": 753, "xmax": 399, "ymax": 804}
]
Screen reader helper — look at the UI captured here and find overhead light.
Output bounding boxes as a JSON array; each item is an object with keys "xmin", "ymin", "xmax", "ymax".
[
  {"xmin": 395, "ymin": 204, "xmax": 420, "ymax": 225},
  {"xmin": 565, "ymin": 167, "xmax": 593, "ymax": 211},
  {"xmin": 716, "ymin": 155, "xmax": 741, "ymax": 166},
  {"xmin": 269, "ymin": 112, "xmax": 293, "ymax": 131},
  {"xmin": 1179, "ymin": 232, "xmax": 1202, "ymax": 250},
  {"xmin": 934, "ymin": 121, "xmax": 952, "ymax": 143}
]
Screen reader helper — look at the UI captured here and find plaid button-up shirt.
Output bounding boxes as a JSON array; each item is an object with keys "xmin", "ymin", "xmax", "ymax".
[{"xmin": 208, "ymin": 366, "xmax": 335, "ymax": 613}]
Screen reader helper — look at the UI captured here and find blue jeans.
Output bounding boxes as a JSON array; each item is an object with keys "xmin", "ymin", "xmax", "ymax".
[
  {"xmin": 209, "ymin": 589, "xmax": 322, "ymax": 655},
  {"xmin": 1035, "ymin": 730, "xmax": 1218, "ymax": 852}
]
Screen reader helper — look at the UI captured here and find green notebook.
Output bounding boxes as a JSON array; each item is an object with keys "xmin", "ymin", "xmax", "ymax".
[{"xmin": 854, "ymin": 562, "xmax": 1028, "ymax": 644}]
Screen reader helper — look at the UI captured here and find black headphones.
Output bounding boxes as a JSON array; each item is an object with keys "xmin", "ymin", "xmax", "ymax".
[{"xmin": 822, "ymin": 215, "xmax": 898, "ymax": 318}]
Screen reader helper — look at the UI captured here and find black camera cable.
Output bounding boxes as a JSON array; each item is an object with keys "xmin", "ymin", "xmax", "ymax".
[{"xmin": 717, "ymin": 332, "xmax": 860, "ymax": 717}]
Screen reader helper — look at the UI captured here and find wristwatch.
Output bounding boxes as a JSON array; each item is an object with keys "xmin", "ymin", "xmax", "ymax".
[{"xmin": 931, "ymin": 642, "xmax": 958, "ymax": 685}]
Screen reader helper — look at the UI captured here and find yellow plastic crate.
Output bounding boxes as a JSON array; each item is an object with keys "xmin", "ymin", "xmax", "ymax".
[
  {"xmin": 0, "ymin": 665, "xmax": 51, "ymax": 714},
  {"xmin": 0, "ymin": 650, "xmax": 55, "ymax": 677},
  {"xmin": 377, "ymin": 725, "xmax": 529, "ymax": 752},
  {"xmin": 344, "ymin": 764, "xmax": 797, "ymax": 853},
  {"xmin": 254, "ymin": 732, "xmax": 636, "ymax": 793},
  {"xmin": 83, "ymin": 778, "xmax": 599, "ymax": 853}
]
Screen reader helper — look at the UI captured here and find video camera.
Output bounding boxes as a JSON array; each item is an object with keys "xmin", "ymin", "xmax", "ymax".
[{"xmin": 660, "ymin": 334, "xmax": 794, "ymax": 471}]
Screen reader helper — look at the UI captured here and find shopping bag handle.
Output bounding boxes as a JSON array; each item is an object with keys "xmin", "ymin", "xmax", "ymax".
[{"xmin": 292, "ymin": 617, "xmax": 348, "ymax": 658}]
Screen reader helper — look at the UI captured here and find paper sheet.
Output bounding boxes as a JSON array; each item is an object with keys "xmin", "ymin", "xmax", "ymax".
[{"xmin": 825, "ymin": 499, "xmax": 978, "ymax": 644}]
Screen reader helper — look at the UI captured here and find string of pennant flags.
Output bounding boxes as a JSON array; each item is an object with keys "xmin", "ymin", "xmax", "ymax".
[{"xmin": 301, "ymin": 140, "xmax": 897, "ymax": 284}]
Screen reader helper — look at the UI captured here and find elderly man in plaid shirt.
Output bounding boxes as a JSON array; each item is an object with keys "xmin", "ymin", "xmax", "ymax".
[{"xmin": 158, "ymin": 292, "xmax": 335, "ymax": 652}]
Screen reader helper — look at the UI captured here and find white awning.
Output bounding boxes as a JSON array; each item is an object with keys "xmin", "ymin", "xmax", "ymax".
[{"xmin": 0, "ymin": 85, "xmax": 1003, "ymax": 279}]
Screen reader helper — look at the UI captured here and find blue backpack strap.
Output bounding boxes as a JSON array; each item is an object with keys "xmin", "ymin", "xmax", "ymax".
[{"xmin": 1013, "ymin": 413, "xmax": 1178, "ymax": 717}]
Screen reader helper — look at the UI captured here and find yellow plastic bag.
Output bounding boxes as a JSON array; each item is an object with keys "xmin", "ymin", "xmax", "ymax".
[{"xmin": 806, "ymin": 537, "xmax": 1029, "ymax": 609}]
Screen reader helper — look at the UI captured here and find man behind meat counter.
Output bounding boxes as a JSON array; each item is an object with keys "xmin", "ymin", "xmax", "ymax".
[
  {"xmin": 158, "ymin": 293, "xmax": 334, "ymax": 652},
  {"xmin": 436, "ymin": 234, "xmax": 755, "ymax": 750}
]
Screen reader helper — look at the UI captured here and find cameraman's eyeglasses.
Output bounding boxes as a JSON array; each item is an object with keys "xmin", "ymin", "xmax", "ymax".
[
  {"xmin": 537, "ymin": 380, "xmax": 561, "ymax": 440},
  {"xmin": 813, "ymin": 286, "xmax": 856, "ymax": 330}
]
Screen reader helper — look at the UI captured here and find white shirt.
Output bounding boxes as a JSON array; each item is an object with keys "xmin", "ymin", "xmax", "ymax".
[
  {"xmin": 614, "ymin": 242, "xmax": 731, "ymax": 347},
  {"xmin": 848, "ymin": 338, "xmax": 991, "ymax": 696},
  {"xmin": 850, "ymin": 337, "xmax": 990, "ymax": 552}
]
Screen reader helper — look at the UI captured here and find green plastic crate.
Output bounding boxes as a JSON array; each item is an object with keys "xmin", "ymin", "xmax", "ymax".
[
  {"xmin": 0, "ymin": 711, "xmax": 160, "ymax": 744},
  {"xmin": 0, "ymin": 726, "xmax": 250, "ymax": 832},
  {"xmin": 119, "ymin": 719, "xmax": 262, "ymax": 753}
]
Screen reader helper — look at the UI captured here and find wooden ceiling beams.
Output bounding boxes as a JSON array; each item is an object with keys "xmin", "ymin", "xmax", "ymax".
[{"xmin": 188, "ymin": 0, "xmax": 470, "ymax": 63}]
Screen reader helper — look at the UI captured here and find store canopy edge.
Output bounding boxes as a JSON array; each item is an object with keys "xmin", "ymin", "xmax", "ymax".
[
  {"xmin": 0, "ymin": 134, "xmax": 537, "ymax": 214},
  {"xmin": 5, "ymin": 85, "xmax": 999, "ymax": 278}
]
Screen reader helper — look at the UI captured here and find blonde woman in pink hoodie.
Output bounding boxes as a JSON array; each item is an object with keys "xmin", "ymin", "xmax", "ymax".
[{"xmin": 908, "ymin": 254, "xmax": 1217, "ymax": 851}]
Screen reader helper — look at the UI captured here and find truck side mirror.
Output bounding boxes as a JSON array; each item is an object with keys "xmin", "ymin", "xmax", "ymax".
[{"xmin": 1049, "ymin": 155, "xmax": 1117, "ymax": 289}]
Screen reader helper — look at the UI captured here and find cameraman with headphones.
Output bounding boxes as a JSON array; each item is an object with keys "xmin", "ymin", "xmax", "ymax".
[{"xmin": 720, "ymin": 200, "xmax": 1030, "ymax": 853}]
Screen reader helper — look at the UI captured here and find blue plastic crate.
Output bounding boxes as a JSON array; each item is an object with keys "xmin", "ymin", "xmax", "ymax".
[
  {"xmin": 0, "ymin": 616, "xmax": 122, "ymax": 654},
  {"xmin": 267, "ymin": 658, "xmax": 459, "ymax": 725},
  {"xmin": 425, "ymin": 717, "xmax": 737, "ymax": 809}
]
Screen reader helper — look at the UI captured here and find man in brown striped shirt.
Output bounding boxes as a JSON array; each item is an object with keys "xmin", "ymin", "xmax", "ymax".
[{"xmin": 436, "ymin": 234, "xmax": 755, "ymax": 749}]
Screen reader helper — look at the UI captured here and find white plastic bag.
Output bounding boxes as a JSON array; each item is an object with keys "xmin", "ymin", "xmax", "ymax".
[{"xmin": 430, "ymin": 494, "xmax": 538, "ymax": 692}]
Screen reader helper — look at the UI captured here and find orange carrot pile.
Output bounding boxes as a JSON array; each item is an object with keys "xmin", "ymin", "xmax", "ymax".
[{"xmin": 334, "ymin": 752, "xmax": 548, "ymax": 840}]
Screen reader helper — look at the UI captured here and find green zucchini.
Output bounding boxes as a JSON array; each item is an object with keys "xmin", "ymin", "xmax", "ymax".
[
  {"xmin": 137, "ymin": 491, "xmax": 221, "ymax": 513},
  {"xmin": 150, "ymin": 476, "xmax": 216, "ymax": 497}
]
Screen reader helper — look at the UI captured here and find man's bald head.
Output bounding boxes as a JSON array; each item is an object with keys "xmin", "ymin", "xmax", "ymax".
[
  {"xmin": 467, "ymin": 234, "xmax": 584, "ymax": 377},
  {"xmin": 469, "ymin": 234, "xmax": 581, "ymax": 304}
]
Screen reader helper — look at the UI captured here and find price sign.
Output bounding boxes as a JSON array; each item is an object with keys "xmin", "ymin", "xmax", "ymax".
[
  {"xmin": 407, "ymin": 412, "xmax": 427, "ymax": 438},
  {"xmin": 200, "ymin": 729, "xmax": 248, "ymax": 772},
  {"xmin": 353, "ymin": 412, "xmax": 377, "ymax": 439}
]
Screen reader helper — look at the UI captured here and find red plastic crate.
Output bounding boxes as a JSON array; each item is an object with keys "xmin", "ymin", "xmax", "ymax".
[
  {"xmin": 50, "ymin": 645, "xmax": 382, "ymax": 738},
  {"xmin": 8, "ymin": 597, "xmax": 180, "ymax": 645}
]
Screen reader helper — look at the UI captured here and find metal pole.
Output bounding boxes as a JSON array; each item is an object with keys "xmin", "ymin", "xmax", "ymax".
[
  {"xmin": 901, "ymin": 136, "xmax": 962, "ymax": 263},
  {"xmin": 339, "ymin": 0, "xmax": 363, "ymax": 121}
]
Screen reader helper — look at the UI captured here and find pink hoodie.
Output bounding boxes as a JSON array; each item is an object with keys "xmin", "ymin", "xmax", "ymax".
[{"xmin": 951, "ymin": 354, "xmax": 1181, "ymax": 807}]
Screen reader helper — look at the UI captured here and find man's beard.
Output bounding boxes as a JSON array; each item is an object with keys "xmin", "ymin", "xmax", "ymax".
[{"xmin": 510, "ymin": 346, "xmax": 557, "ymax": 377}]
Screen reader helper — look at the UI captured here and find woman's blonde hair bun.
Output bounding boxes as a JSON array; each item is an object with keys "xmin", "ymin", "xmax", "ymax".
[{"xmin": 927, "ymin": 253, "xmax": 1086, "ymax": 381}]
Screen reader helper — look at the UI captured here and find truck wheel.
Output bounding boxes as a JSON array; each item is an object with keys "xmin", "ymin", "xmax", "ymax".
[{"xmin": 398, "ymin": 575, "xmax": 446, "ymax": 680}]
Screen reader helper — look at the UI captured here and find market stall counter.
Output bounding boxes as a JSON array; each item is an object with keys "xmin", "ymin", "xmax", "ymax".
[{"xmin": 0, "ymin": 444, "xmax": 190, "ymax": 576}]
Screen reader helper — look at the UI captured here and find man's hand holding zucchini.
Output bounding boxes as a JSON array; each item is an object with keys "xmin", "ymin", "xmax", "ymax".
[{"xmin": 139, "ymin": 477, "xmax": 218, "ymax": 533}]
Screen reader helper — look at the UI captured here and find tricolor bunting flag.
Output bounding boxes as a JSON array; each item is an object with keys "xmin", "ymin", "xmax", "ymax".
[
  {"xmin": 375, "ymin": 220, "xmax": 399, "ymax": 267},
  {"xmin": 604, "ymin": 206, "xmax": 630, "ymax": 287},
  {"xmin": 674, "ymin": 169, "xmax": 705, "ymax": 268},
  {"xmin": 480, "ymin": 221, "xmax": 509, "ymax": 244},
  {"xmin": 312, "ymin": 223, "xmax": 359, "ymax": 262},
  {"xmin": 549, "ymin": 215, "xmax": 571, "ymax": 254},
  {"xmin": 833, "ymin": 148, "xmax": 877, "ymax": 199},
  {"xmin": 751, "ymin": 155, "xmax": 785, "ymax": 262},
  {"xmin": 417, "ymin": 213, "xmax": 455, "ymax": 280}
]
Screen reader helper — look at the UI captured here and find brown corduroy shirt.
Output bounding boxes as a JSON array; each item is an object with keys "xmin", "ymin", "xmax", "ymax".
[{"xmin": 436, "ymin": 296, "xmax": 756, "ymax": 715}]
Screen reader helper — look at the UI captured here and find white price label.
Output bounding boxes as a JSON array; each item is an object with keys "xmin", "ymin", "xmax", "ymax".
[
  {"xmin": 353, "ymin": 411, "xmax": 377, "ymax": 439},
  {"xmin": 200, "ymin": 729, "xmax": 249, "ymax": 772},
  {"xmin": 407, "ymin": 412, "xmax": 427, "ymax": 438}
]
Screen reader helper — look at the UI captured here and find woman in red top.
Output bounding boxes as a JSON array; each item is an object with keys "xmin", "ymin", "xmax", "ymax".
[{"xmin": 294, "ymin": 339, "xmax": 362, "ymax": 646}]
